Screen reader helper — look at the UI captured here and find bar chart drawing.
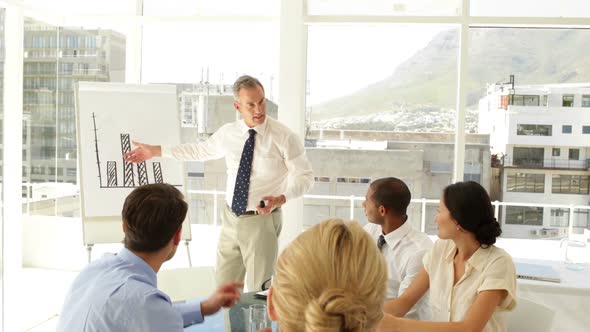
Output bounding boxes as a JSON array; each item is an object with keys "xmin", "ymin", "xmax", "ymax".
[
  {"xmin": 120, "ymin": 133, "xmax": 136, "ymax": 187},
  {"xmin": 92, "ymin": 112, "xmax": 178, "ymax": 189},
  {"xmin": 106, "ymin": 161, "xmax": 117, "ymax": 187},
  {"xmin": 77, "ymin": 82, "xmax": 189, "ymax": 239}
]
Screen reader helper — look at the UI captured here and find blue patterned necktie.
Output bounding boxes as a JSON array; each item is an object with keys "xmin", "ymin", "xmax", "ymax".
[
  {"xmin": 231, "ymin": 129, "xmax": 257, "ymax": 216},
  {"xmin": 377, "ymin": 235, "xmax": 386, "ymax": 251}
]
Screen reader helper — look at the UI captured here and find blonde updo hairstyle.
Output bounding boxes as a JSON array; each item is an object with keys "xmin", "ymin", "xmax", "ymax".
[{"xmin": 271, "ymin": 219, "xmax": 387, "ymax": 332}]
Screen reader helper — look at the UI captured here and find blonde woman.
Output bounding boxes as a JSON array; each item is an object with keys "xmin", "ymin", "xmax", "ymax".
[
  {"xmin": 378, "ymin": 181, "xmax": 517, "ymax": 332},
  {"xmin": 266, "ymin": 218, "xmax": 388, "ymax": 331}
]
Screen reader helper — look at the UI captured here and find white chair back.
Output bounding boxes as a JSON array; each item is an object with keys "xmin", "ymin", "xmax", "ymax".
[
  {"xmin": 507, "ymin": 298, "xmax": 555, "ymax": 332},
  {"xmin": 158, "ymin": 266, "xmax": 216, "ymax": 302}
]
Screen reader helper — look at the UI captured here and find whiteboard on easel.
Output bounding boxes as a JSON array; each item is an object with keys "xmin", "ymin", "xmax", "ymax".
[{"xmin": 75, "ymin": 82, "xmax": 191, "ymax": 245}]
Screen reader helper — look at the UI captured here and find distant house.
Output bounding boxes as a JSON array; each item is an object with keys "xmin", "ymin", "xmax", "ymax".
[{"xmin": 479, "ymin": 81, "xmax": 590, "ymax": 238}]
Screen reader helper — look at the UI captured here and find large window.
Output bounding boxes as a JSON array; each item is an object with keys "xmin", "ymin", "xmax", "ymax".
[
  {"xmin": 143, "ymin": 0, "xmax": 280, "ymax": 16},
  {"xmin": 509, "ymin": 94, "xmax": 539, "ymax": 106},
  {"xmin": 5, "ymin": 1, "xmax": 590, "ymax": 331},
  {"xmin": 569, "ymin": 148, "xmax": 580, "ymax": 160},
  {"xmin": 23, "ymin": 18, "xmax": 126, "ymax": 217},
  {"xmin": 517, "ymin": 124, "xmax": 552, "ymax": 136},
  {"xmin": 470, "ymin": 26, "xmax": 590, "ymax": 240},
  {"xmin": 142, "ymin": 21, "xmax": 279, "ymax": 225},
  {"xmin": 552, "ymin": 174, "xmax": 590, "ymax": 194},
  {"xmin": 506, "ymin": 173, "xmax": 544, "ymax": 193},
  {"xmin": 305, "ymin": 24, "xmax": 462, "ymax": 230},
  {"xmin": 550, "ymin": 208, "xmax": 569, "ymax": 227},
  {"xmin": 506, "ymin": 206, "xmax": 543, "ymax": 225},
  {"xmin": 470, "ymin": 0, "xmax": 590, "ymax": 17},
  {"xmin": 550, "ymin": 208, "xmax": 590, "ymax": 228},
  {"xmin": 307, "ymin": 0, "xmax": 461, "ymax": 16},
  {"xmin": 23, "ymin": 0, "xmax": 135, "ymax": 15},
  {"xmin": 512, "ymin": 147, "xmax": 544, "ymax": 167},
  {"xmin": 142, "ymin": 22, "xmax": 279, "ymax": 95}
]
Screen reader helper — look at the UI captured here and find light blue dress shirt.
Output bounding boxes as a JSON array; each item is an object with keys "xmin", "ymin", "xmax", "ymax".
[{"xmin": 57, "ymin": 248, "xmax": 203, "ymax": 331}]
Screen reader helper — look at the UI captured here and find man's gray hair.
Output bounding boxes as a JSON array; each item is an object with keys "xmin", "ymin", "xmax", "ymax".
[{"xmin": 232, "ymin": 75, "xmax": 265, "ymax": 100}]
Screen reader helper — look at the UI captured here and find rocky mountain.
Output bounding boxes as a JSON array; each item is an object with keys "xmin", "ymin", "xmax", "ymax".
[{"xmin": 311, "ymin": 29, "xmax": 590, "ymax": 132}]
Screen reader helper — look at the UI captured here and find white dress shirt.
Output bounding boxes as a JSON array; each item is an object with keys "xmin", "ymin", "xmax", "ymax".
[
  {"xmin": 423, "ymin": 239, "xmax": 517, "ymax": 332},
  {"xmin": 162, "ymin": 117, "xmax": 314, "ymax": 211},
  {"xmin": 364, "ymin": 221, "xmax": 433, "ymax": 320}
]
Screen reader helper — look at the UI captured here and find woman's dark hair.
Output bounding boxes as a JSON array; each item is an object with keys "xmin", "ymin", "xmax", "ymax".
[
  {"xmin": 443, "ymin": 181, "xmax": 501, "ymax": 247},
  {"xmin": 122, "ymin": 183, "xmax": 188, "ymax": 252}
]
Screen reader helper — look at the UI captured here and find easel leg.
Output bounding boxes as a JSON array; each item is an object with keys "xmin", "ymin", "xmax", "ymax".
[
  {"xmin": 86, "ymin": 244, "xmax": 93, "ymax": 263},
  {"xmin": 185, "ymin": 240, "xmax": 192, "ymax": 267}
]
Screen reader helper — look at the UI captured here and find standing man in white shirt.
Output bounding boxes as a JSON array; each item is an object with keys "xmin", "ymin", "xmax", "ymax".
[
  {"xmin": 124, "ymin": 75, "xmax": 314, "ymax": 292},
  {"xmin": 362, "ymin": 177, "xmax": 432, "ymax": 320}
]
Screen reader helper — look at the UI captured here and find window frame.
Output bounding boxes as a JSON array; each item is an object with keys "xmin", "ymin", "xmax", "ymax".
[
  {"xmin": 562, "ymin": 94, "xmax": 575, "ymax": 107},
  {"xmin": 507, "ymin": 172, "xmax": 545, "ymax": 193}
]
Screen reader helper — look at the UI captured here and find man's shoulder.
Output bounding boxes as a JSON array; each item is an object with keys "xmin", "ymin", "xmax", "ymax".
[
  {"xmin": 219, "ymin": 120, "xmax": 241, "ymax": 131},
  {"xmin": 397, "ymin": 226, "xmax": 432, "ymax": 255},
  {"xmin": 405, "ymin": 224, "xmax": 433, "ymax": 244},
  {"xmin": 267, "ymin": 117, "xmax": 296, "ymax": 135}
]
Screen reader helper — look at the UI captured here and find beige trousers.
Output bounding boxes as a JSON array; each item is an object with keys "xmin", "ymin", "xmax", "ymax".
[{"xmin": 215, "ymin": 205, "xmax": 282, "ymax": 292}]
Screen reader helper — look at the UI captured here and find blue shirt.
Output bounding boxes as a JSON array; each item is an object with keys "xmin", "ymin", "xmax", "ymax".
[{"xmin": 57, "ymin": 248, "xmax": 204, "ymax": 331}]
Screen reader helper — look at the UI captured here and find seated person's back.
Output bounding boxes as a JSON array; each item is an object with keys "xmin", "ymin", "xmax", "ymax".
[
  {"xmin": 266, "ymin": 218, "xmax": 388, "ymax": 331},
  {"xmin": 58, "ymin": 183, "xmax": 241, "ymax": 332},
  {"xmin": 59, "ymin": 249, "xmax": 183, "ymax": 331}
]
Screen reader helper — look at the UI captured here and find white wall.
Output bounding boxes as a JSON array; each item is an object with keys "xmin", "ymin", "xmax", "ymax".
[{"xmin": 506, "ymin": 107, "xmax": 590, "ymax": 147}]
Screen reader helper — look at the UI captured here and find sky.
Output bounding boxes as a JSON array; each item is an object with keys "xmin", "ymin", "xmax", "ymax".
[
  {"xmin": 306, "ymin": 25, "xmax": 444, "ymax": 105},
  {"xmin": 141, "ymin": 22, "xmax": 444, "ymax": 105},
  {"xmin": 14, "ymin": 0, "xmax": 590, "ymax": 106}
]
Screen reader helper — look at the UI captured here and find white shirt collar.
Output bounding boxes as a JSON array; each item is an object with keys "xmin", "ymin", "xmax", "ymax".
[
  {"xmin": 382, "ymin": 221, "xmax": 411, "ymax": 251},
  {"xmin": 239, "ymin": 116, "xmax": 269, "ymax": 137}
]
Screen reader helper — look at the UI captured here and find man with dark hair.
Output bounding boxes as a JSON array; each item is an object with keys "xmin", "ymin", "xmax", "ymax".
[
  {"xmin": 58, "ymin": 184, "xmax": 242, "ymax": 331},
  {"xmin": 362, "ymin": 177, "xmax": 432, "ymax": 320},
  {"xmin": 124, "ymin": 75, "xmax": 314, "ymax": 292}
]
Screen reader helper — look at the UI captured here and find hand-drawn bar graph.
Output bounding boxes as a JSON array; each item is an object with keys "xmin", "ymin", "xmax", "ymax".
[
  {"xmin": 153, "ymin": 162, "xmax": 163, "ymax": 183},
  {"xmin": 92, "ymin": 112, "xmax": 175, "ymax": 188},
  {"xmin": 137, "ymin": 160, "xmax": 149, "ymax": 185},
  {"xmin": 106, "ymin": 161, "xmax": 117, "ymax": 187},
  {"xmin": 120, "ymin": 133, "xmax": 136, "ymax": 187}
]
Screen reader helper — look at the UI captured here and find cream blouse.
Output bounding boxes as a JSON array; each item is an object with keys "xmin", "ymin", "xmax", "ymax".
[{"xmin": 423, "ymin": 239, "xmax": 517, "ymax": 332}]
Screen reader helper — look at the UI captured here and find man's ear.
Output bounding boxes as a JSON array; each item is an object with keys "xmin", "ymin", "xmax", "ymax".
[
  {"xmin": 233, "ymin": 101, "xmax": 240, "ymax": 112},
  {"xmin": 267, "ymin": 287, "xmax": 278, "ymax": 321},
  {"xmin": 379, "ymin": 205, "xmax": 387, "ymax": 216},
  {"xmin": 172, "ymin": 226, "xmax": 182, "ymax": 246}
]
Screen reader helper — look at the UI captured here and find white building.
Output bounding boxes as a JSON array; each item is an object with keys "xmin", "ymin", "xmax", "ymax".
[{"xmin": 479, "ymin": 81, "xmax": 590, "ymax": 238}]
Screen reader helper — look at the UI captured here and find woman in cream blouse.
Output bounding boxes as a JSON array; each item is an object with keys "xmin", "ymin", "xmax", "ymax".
[{"xmin": 378, "ymin": 181, "xmax": 517, "ymax": 332}]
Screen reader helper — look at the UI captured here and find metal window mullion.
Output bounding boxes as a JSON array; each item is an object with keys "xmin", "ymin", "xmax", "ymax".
[
  {"xmin": 452, "ymin": 0, "xmax": 470, "ymax": 183},
  {"xmin": 303, "ymin": 15, "xmax": 590, "ymax": 28},
  {"xmin": 3, "ymin": 4, "xmax": 25, "ymax": 331}
]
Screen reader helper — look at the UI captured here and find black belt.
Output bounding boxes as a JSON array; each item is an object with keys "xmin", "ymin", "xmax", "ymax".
[{"xmin": 227, "ymin": 205, "xmax": 280, "ymax": 217}]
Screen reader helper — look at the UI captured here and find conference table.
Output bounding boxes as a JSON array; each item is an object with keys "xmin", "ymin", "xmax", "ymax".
[
  {"xmin": 514, "ymin": 259, "xmax": 590, "ymax": 331},
  {"xmin": 186, "ymin": 260, "xmax": 590, "ymax": 331}
]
